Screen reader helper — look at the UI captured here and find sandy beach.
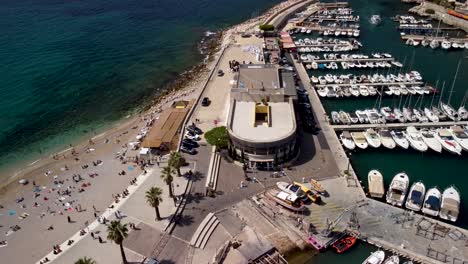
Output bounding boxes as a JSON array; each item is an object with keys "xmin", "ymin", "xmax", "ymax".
[{"xmin": 0, "ymin": 1, "xmax": 302, "ymax": 263}]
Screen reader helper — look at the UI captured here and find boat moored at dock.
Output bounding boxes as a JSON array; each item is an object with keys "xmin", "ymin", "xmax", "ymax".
[
  {"xmin": 340, "ymin": 131, "xmax": 356, "ymax": 150},
  {"xmin": 351, "ymin": 132, "xmax": 368, "ymax": 149},
  {"xmin": 449, "ymin": 125, "xmax": 468, "ymax": 152},
  {"xmin": 439, "ymin": 186, "xmax": 460, "ymax": 222},
  {"xmin": 435, "ymin": 128, "xmax": 462, "ymax": 155},
  {"xmin": 404, "ymin": 126, "xmax": 428, "ymax": 152},
  {"xmin": 368, "ymin": 170, "xmax": 385, "ymax": 198},
  {"xmin": 422, "ymin": 187, "xmax": 442, "ymax": 217},
  {"xmin": 364, "ymin": 128, "xmax": 381, "ymax": 148},
  {"xmin": 386, "ymin": 173, "xmax": 409, "ymax": 207},
  {"xmin": 390, "ymin": 130, "xmax": 409, "ymax": 149},
  {"xmin": 382, "ymin": 255, "xmax": 400, "ymax": 264},
  {"xmin": 420, "ymin": 129, "xmax": 442, "ymax": 153},
  {"xmin": 363, "ymin": 250, "xmax": 385, "ymax": 264},
  {"xmin": 379, "ymin": 129, "xmax": 396, "ymax": 149},
  {"xmin": 405, "ymin": 181, "xmax": 426, "ymax": 212}
]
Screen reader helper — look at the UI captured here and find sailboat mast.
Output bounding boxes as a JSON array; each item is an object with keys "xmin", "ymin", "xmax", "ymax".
[
  {"xmin": 429, "ymin": 80, "xmax": 439, "ymax": 107},
  {"xmin": 438, "ymin": 81, "xmax": 446, "ymax": 106},
  {"xmin": 448, "ymin": 60, "xmax": 461, "ymax": 106}
]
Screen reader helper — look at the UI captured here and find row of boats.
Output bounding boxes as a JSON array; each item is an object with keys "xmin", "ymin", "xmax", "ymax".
[
  {"xmin": 306, "ymin": 60, "xmax": 395, "ymax": 70},
  {"xmin": 320, "ymin": 29, "xmax": 360, "ymax": 37},
  {"xmin": 368, "ymin": 170, "xmax": 460, "ymax": 222},
  {"xmin": 311, "ymin": 72, "xmax": 423, "ymax": 85},
  {"xmin": 363, "ymin": 250, "xmax": 411, "ymax": 264},
  {"xmin": 340, "ymin": 126, "xmax": 468, "ymax": 155},
  {"xmin": 318, "ymin": 84, "xmax": 432, "ymax": 98},
  {"xmin": 405, "ymin": 38, "xmax": 468, "ymax": 49},
  {"xmin": 331, "ymin": 103, "xmax": 467, "ymax": 125}
]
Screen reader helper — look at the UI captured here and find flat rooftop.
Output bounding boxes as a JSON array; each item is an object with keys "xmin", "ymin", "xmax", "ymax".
[
  {"xmin": 237, "ymin": 64, "xmax": 280, "ymax": 90},
  {"xmin": 230, "ymin": 101, "xmax": 294, "ymax": 142}
]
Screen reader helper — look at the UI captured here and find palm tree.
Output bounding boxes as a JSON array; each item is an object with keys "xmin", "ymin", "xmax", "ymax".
[
  {"xmin": 168, "ymin": 151, "xmax": 185, "ymax": 177},
  {"xmin": 75, "ymin": 257, "xmax": 96, "ymax": 264},
  {"xmin": 145, "ymin": 186, "xmax": 163, "ymax": 221},
  {"xmin": 161, "ymin": 166, "xmax": 174, "ymax": 197},
  {"xmin": 107, "ymin": 221, "xmax": 129, "ymax": 264}
]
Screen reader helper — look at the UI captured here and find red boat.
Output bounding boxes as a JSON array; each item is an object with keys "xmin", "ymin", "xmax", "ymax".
[{"xmin": 331, "ymin": 236, "xmax": 357, "ymax": 253}]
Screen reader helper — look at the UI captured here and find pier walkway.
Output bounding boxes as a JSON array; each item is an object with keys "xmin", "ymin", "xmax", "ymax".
[
  {"xmin": 331, "ymin": 120, "xmax": 468, "ymax": 131},
  {"xmin": 401, "ymin": 34, "xmax": 468, "ymax": 42}
]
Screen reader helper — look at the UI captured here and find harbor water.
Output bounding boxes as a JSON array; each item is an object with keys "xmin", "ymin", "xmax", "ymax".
[
  {"xmin": 0, "ymin": 0, "xmax": 282, "ymax": 181},
  {"xmin": 290, "ymin": 0, "xmax": 467, "ymax": 262}
]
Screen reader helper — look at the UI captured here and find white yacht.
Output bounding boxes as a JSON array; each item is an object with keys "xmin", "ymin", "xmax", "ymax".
[
  {"xmin": 383, "ymin": 256, "xmax": 400, "ymax": 264},
  {"xmin": 368, "ymin": 170, "xmax": 385, "ymax": 198},
  {"xmin": 340, "ymin": 131, "xmax": 356, "ymax": 150},
  {"xmin": 347, "ymin": 112, "xmax": 359, "ymax": 124},
  {"xmin": 422, "ymin": 187, "xmax": 442, "ymax": 217},
  {"xmin": 379, "ymin": 130, "xmax": 396, "ymax": 149},
  {"xmin": 363, "ymin": 251, "xmax": 385, "ymax": 264},
  {"xmin": 364, "ymin": 128, "xmax": 382, "ymax": 148},
  {"xmin": 405, "ymin": 181, "xmax": 426, "ymax": 212},
  {"xmin": 441, "ymin": 40, "xmax": 451, "ymax": 49},
  {"xmin": 350, "ymin": 86, "xmax": 360, "ymax": 97},
  {"xmin": 359, "ymin": 86, "xmax": 370, "ymax": 96},
  {"xmin": 390, "ymin": 130, "xmax": 409, "ymax": 149},
  {"xmin": 386, "ymin": 173, "xmax": 409, "ymax": 207},
  {"xmin": 424, "ymin": 107, "xmax": 439, "ymax": 122},
  {"xmin": 449, "ymin": 126, "xmax": 468, "ymax": 152},
  {"xmin": 435, "ymin": 128, "xmax": 462, "ymax": 155},
  {"xmin": 458, "ymin": 106, "xmax": 468, "ymax": 120},
  {"xmin": 420, "ymin": 129, "xmax": 442, "ymax": 153},
  {"xmin": 404, "ymin": 126, "xmax": 428, "ymax": 152},
  {"xmin": 370, "ymin": 15, "xmax": 381, "ymax": 25},
  {"xmin": 439, "ymin": 186, "xmax": 460, "ymax": 222},
  {"xmin": 351, "ymin": 132, "xmax": 369, "ymax": 149}
]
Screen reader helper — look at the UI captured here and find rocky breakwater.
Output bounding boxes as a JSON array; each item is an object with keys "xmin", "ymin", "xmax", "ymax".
[{"xmin": 409, "ymin": 2, "xmax": 468, "ymax": 33}]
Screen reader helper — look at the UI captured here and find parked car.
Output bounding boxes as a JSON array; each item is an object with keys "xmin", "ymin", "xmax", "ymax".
[
  {"xmin": 180, "ymin": 146, "xmax": 197, "ymax": 155},
  {"xmin": 185, "ymin": 131, "xmax": 201, "ymax": 141},
  {"xmin": 201, "ymin": 97, "xmax": 210, "ymax": 106},
  {"xmin": 187, "ymin": 125, "xmax": 202, "ymax": 135},
  {"xmin": 182, "ymin": 138, "xmax": 198, "ymax": 148},
  {"xmin": 217, "ymin": 69, "xmax": 224, "ymax": 77}
]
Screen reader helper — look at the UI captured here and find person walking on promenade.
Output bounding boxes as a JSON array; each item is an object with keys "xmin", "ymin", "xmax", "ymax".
[
  {"xmin": 67, "ymin": 216, "xmax": 71, "ymax": 223},
  {"xmin": 91, "ymin": 232, "xmax": 95, "ymax": 239},
  {"xmin": 98, "ymin": 236, "xmax": 103, "ymax": 243}
]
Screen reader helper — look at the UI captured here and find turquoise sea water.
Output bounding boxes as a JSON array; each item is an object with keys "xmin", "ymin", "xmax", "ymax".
[
  {"xmin": 0, "ymin": 0, "xmax": 281, "ymax": 177},
  {"xmin": 290, "ymin": 0, "xmax": 467, "ymax": 263}
]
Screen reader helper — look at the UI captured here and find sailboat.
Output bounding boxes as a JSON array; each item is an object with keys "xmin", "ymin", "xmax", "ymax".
[
  {"xmin": 439, "ymin": 186, "xmax": 460, "ymax": 222},
  {"xmin": 405, "ymin": 181, "xmax": 426, "ymax": 212},
  {"xmin": 440, "ymin": 60, "xmax": 461, "ymax": 121},
  {"xmin": 458, "ymin": 90, "xmax": 468, "ymax": 120},
  {"xmin": 420, "ymin": 129, "xmax": 442, "ymax": 153},
  {"xmin": 422, "ymin": 187, "xmax": 442, "ymax": 217}
]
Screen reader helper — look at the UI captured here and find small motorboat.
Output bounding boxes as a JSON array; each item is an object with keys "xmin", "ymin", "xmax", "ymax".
[
  {"xmin": 351, "ymin": 132, "xmax": 369, "ymax": 149},
  {"xmin": 368, "ymin": 170, "xmax": 385, "ymax": 198},
  {"xmin": 370, "ymin": 15, "xmax": 381, "ymax": 25},
  {"xmin": 309, "ymin": 179, "xmax": 326, "ymax": 195},
  {"xmin": 276, "ymin": 182, "xmax": 306, "ymax": 198},
  {"xmin": 340, "ymin": 131, "xmax": 356, "ymax": 150},
  {"xmin": 356, "ymin": 110, "xmax": 369, "ymax": 123},
  {"xmin": 420, "ymin": 129, "xmax": 442, "ymax": 153},
  {"xmin": 379, "ymin": 129, "xmax": 396, "ymax": 149},
  {"xmin": 363, "ymin": 250, "xmax": 385, "ymax": 264},
  {"xmin": 364, "ymin": 128, "xmax": 382, "ymax": 148},
  {"xmin": 405, "ymin": 181, "xmax": 426, "ymax": 212},
  {"xmin": 331, "ymin": 111, "xmax": 340, "ymax": 124},
  {"xmin": 404, "ymin": 126, "xmax": 428, "ymax": 152},
  {"xmin": 339, "ymin": 110, "xmax": 351, "ymax": 124},
  {"xmin": 390, "ymin": 130, "xmax": 409, "ymax": 149},
  {"xmin": 348, "ymin": 112, "xmax": 359, "ymax": 124},
  {"xmin": 386, "ymin": 172, "xmax": 409, "ymax": 207},
  {"xmin": 265, "ymin": 189, "xmax": 306, "ymax": 212},
  {"xmin": 293, "ymin": 182, "xmax": 321, "ymax": 204},
  {"xmin": 422, "ymin": 187, "xmax": 442, "ymax": 217},
  {"xmin": 439, "ymin": 186, "xmax": 460, "ymax": 222},
  {"xmin": 332, "ymin": 236, "xmax": 357, "ymax": 253},
  {"xmin": 435, "ymin": 128, "xmax": 462, "ymax": 155},
  {"xmin": 383, "ymin": 255, "xmax": 400, "ymax": 264}
]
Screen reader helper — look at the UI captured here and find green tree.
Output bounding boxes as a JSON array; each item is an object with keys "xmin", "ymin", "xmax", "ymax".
[
  {"xmin": 169, "ymin": 151, "xmax": 185, "ymax": 177},
  {"xmin": 75, "ymin": 257, "xmax": 96, "ymax": 264},
  {"xmin": 259, "ymin": 24, "xmax": 275, "ymax": 31},
  {"xmin": 107, "ymin": 221, "xmax": 129, "ymax": 264},
  {"xmin": 145, "ymin": 186, "xmax": 163, "ymax": 221},
  {"xmin": 161, "ymin": 166, "xmax": 174, "ymax": 197},
  {"xmin": 204, "ymin": 126, "xmax": 229, "ymax": 150}
]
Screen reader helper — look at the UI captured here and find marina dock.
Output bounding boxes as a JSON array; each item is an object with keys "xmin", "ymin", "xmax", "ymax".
[
  {"xmin": 401, "ymin": 34, "xmax": 468, "ymax": 42},
  {"xmin": 331, "ymin": 120, "xmax": 468, "ymax": 131},
  {"xmin": 314, "ymin": 81, "xmax": 425, "ymax": 87},
  {"xmin": 303, "ymin": 57, "xmax": 395, "ymax": 63}
]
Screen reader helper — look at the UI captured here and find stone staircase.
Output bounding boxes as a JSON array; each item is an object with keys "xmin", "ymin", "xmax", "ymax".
[{"xmin": 190, "ymin": 212, "xmax": 220, "ymax": 249}]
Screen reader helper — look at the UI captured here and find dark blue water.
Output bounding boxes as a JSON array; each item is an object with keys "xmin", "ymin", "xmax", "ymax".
[{"xmin": 0, "ymin": 0, "xmax": 281, "ymax": 176}]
